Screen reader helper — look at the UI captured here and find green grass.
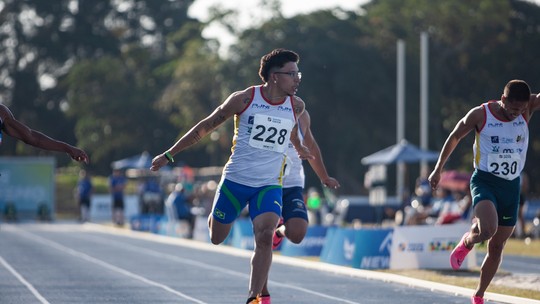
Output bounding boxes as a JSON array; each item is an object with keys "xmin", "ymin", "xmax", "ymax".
[
  {"xmin": 379, "ymin": 268, "xmax": 540, "ymax": 300},
  {"xmin": 379, "ymin": 238, "xmax": 540, "ymax": 300},
  {"xmin": 475, "ymin": 237, "xmax": 540, "ymax": 257}
]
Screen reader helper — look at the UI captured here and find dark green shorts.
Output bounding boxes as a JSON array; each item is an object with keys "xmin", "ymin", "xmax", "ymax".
[{"xmin": 470, "ymin": 169, "xmax": 520, "ymax": 226}]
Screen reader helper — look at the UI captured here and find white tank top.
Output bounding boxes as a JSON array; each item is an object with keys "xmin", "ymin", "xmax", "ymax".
[
  {"xmin": 222, "ymin": 86, "xmax": 296, "ymax": 187},
  {"xmin": 473, "ymin": 101, "xmax": 529, "ymax": 180},
  {"xmin": 283, "ymin": 122, "xmax": 305, "ymax": 188}
]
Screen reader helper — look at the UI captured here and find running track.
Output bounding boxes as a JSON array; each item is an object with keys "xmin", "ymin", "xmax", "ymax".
[{"xmin": 0, "ymin": 223, "xmax": 538, "ymax": 304}]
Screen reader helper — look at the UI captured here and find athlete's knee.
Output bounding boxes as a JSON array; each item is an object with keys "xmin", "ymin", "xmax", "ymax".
[
  {"xmin": 478, "ymin": 228, "xmax": 496, "ymax": 242},
  {"xmin": 208, "ymin": 217, "xmax": 231, "ymax": 245},
  {"xmin": 284, "ymin": 225, "xmax": 307, "ymax": 244},
  {"xmin": 209, "ymin": 232, "xmax": 225, "ymax": 245},
  {"xmin": 286, "ymin": 231, "xmax": 306, "ymax": 244},
  {"xmin": 254, "ymin": 226, "xmax": 274, "ymax": 248}
]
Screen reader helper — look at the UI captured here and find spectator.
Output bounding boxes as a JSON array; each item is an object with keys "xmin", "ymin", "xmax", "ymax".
[
  {"xmin": 415, "ymin": 167, "xmax": 433, "ymax": 207},
  {"xmin": 139, "ymin": 177, "xmax": 163, "ymax": 214},
  {"xmin": 76, "ymin": 170, "xmax": 93, "ymax": 222},
  {"xmin": 109, "ymin": 169, "xmax": 127, "ymax": 226},
  {"xmin": 167, "ymin": 183, "xmax": 192, "ymax": 221},
  {"xmin": 436, "ymin": 192, "xmax": 472, "ymax": 225},
  {"xmin": 404, "ymin": 187, "xmax": 453, "ymax": 225}
]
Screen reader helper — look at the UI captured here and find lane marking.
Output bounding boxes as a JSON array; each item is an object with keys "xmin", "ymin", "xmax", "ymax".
[
  {"xmin": 0, "ymin": 256, "xmax": 51, "ymax": 304},
  {"xmin": 8, "ymin": 227, "xmax": 207, "ymax": 304},
  {"xmin": 85, "ymin": 223, "xmax": 540, "ymax": 304},
  {"xmin": 78, "ymin": 233, "xmax": 361, "ymax": 304}
]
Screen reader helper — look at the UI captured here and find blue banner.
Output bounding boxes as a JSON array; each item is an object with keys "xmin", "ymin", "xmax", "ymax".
[
  {"xmin": 280, "ymin": 226, "xmax": 328, "ymax": 257},
  {"xmin": 351, "ymin": 228, "xmax": 393, "ymax": 269},
  {"xmin": 230, "ymin": 218, "xmax": 254, "ymax": 250},
  {"xmin": 320, "ymin": 227, "xmax": 358, "ymax": 267},
  {"xmin": 320, "ymin": 227, "xmax": 393, "ymax": 269}
]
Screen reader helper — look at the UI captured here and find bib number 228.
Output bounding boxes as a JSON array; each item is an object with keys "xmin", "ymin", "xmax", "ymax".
[{"xmin": 249, "ymin": 114, "xmax": 293, "ymax": 153}]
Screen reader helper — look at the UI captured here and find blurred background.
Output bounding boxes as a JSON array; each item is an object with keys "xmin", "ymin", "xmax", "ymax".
[{"xmin": 1, "ymin": 0, "xmax": 540, "ymax": 231}]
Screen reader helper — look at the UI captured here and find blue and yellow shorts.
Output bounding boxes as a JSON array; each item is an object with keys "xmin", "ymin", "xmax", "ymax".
[{"xmin": 211, "ymin": 179, "xmax": 283, "ymax": 224}]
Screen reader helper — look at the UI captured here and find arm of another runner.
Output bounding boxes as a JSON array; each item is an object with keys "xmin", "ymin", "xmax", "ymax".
[
  {"xmin": 300, "ymin": 111, "xmax": 340, "ymax": 189},
  {"xmin": 290, "ymin": 96, "xmax": 314, "ymax": 160},
  {"xmin": 429, "ymin": 105, "xmax": 484, "ymax": 189},
  {"xmin": 0, "ymin": 104, "xmax": 89, "ymax": 163},
  {"xmin": 528, "ymin": 92, "xmax": 540, "ymax": 119},
  {"xmin": 150, "ymin": 88, "xmax": 251, "ymax": 171}
]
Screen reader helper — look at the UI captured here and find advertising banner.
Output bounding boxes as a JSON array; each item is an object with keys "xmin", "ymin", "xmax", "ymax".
[
  {"xmin": 231, "ymin": 218, "xmax": 254, "ymax": 250},
  {"xmin": 0, "ymin": 157, "xmax": 55, "ymax": 220},
  {"xmin": 280, "ymin": 225, "xmax": 328, "ymax": 257},
  {"xmin": 389, "ymin": 223, "xmax": 476, "ymax": 269},
  {"xmin": 351, "ymin": 228, "xmax": 393, "ymax": 269},
  {"xmin": 320, "ymin": 227, "xmax": 393, "ymax": 269},
  {"xmin": 319, "ymin": 227, "xmax": 358, "ymax": 267}
]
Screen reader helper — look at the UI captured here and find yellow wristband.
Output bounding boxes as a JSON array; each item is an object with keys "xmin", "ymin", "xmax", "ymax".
[{"xmin": 164, "ymin": 152, "xmax": 174, "ymax": 163}]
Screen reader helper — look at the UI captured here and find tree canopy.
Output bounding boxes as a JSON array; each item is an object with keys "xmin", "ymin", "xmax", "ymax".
[{"xmin": 2, "ymin": 0, "xmax": 540, "ymax": 195}]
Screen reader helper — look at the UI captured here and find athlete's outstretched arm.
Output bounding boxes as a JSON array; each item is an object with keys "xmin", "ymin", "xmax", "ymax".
[
  {"xmin": 528, "ymin": 93, "xmax": 540, "ymax": 119},
  {"xmin": 429, "ymin": 106, "xmax": 483, "ymax": 189},
  {"xmin": 0, "ymin": 104, "xmax": 89, "ymax": 163},
  {"xmin": 300, "ymin": 111, "xmax": 340, "ymax": 189},
  {"xmin": 150, "ymin": 89, "xmax": 251, "ymax": 171}
]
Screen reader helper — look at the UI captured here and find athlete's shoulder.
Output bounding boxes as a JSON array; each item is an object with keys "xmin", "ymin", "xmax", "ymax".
[
  {"xmin": 291, "ymin": 95, "xmax": 305, "ymax": 104},
  {"xmin": 291, "ymin": 95, "xmax": 305, "ymax": 116},
  {"xmin": 224, "ymin": 86, "xmax": 257, "ymax": 114}
]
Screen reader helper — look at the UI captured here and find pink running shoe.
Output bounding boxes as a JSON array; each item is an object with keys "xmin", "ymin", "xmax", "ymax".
[
  {"xmin": 247, "ymin": 295, "xmax": 261, "ymax": 304},
  {"xmin": 272, "ymin": 218, "xmax": 284, "ymax": 250},
  {"xmin": 471, "ymin": 296, "xmax": 484, "ymax": 304},
  {"xmin": 450, "ymin": 232, "xmax": 472, "ymax": 270},
  {"xmin": 260, "ymin": 295, "xmax": 271, "ymax": 304}
]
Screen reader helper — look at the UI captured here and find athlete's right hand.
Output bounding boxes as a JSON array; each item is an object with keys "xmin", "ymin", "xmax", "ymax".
[
  {"xmin": 428, "ymin": 170, "xmax": 440, "ymax": 190},
  {"xmin": 150, "ymin": 153, "xmax": 168, "ymax": 171}
]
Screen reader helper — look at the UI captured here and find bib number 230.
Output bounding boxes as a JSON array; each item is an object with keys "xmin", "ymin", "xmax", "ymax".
[
  {"xmin": 249, "ymin": 114, "xmax": 293, "ymax": 153},
  {"xmin": 487, "ymin": 153, "xmax": 520, "ymax": 180}
]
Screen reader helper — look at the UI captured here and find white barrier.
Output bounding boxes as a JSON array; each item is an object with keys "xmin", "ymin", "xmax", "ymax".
[
  {"xmin": 192, "ymin": 215, "xmax": 210, "ymax": 242},
  {"xmin": 390, "ymin": 223, "xmax": 476, "ymax": 269},
  {"xmin": 89, "ymin": 194, "xmax": 139, "ymax": 222}
]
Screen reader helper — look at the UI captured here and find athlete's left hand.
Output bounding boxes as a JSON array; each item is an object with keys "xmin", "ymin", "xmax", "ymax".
[
  {"xmin": 322, "ymin": 177, "xmax": 340, "ymax": 189},
  {"xmin": 296, "ymin": 143, "xmax": 314, "ymax": 160}
]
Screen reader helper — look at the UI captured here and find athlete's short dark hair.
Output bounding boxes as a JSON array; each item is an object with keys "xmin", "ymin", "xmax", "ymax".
[
  {"xmin": 259, "ymin": 49, "xmax": 300, "ymax": 83},
  {"xmin": 504, "ymin": 79, "xmax": 531, "ymax": 102}
]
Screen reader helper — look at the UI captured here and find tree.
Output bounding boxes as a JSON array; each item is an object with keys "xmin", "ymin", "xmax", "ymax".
[{"xmin": 0, "ymin": 0, "xmax": 196, "ymax": 168}]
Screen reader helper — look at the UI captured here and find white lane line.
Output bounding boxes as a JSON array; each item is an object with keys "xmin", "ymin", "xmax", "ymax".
[
  {"xmin": 11, "ymin": 228, "xmax": 207, "ymax": 304},
  {"xmin": 0, "ymin": 256, "xmax": 51, "ymax": 304},
  {"xmin": 79, "ymin": 232, "xmax": 361, "ymax": 304},
  {"xmin": 85, "ymin": 223, "xmax": 540, "ymax": 304}
]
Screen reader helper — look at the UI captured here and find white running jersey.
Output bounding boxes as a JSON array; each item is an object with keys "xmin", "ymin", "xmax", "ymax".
[
  {"xmin": 222, "ymin": 86, "xmax": 296, "ymax": 187},
  {"xmin": 473, "ymin": 101, "xmax": 529, "ymax": 180},
  {"xmin": 283, "ymin": 122, "xmax": 305, "ymax": 188}
]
